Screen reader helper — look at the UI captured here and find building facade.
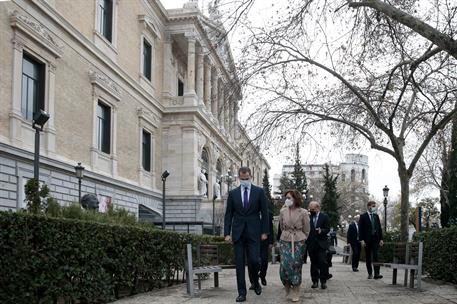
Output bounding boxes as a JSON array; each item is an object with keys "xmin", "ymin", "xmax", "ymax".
[
  {"xmin": 0, "ymin": 0, "xmax": 269, "ymax": 233},
  {"xmin": 273, "ymin": 154, "xmax": 369, "ymax": 217}
]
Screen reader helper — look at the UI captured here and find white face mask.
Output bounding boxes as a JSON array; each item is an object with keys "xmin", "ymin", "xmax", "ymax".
[
  {"xmin": 240, "ymin": 180, "xmax": 251, "ymax": 188},
  {"xmin": 369, "ymin": 207, "xmax": 377, "ymax": 213},
  {"xmin": 285, "ymin": 198, "xmax": 293, "ymax": 207}
]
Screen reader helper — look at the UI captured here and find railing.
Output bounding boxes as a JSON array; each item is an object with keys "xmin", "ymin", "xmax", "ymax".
[{"xmin": 153, "ymin": 221, "xmax": 221, "ymax": 235}]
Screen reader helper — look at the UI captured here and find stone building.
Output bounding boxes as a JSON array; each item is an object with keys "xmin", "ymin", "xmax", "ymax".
[
  {"xmin": 0, "ymin": 0, "xmax": 269, "ymax": 233},
  {"xmin": 273, "ymin": 153, "xmax": 369, "ymax": 216}
]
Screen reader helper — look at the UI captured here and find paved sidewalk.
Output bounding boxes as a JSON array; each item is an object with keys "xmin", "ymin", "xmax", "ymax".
[{"xmin": 113, "ymin": 258, "xmax": 457, "ymax": 304}]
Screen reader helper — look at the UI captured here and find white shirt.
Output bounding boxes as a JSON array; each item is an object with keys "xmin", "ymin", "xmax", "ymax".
[{"xmin": 240, "ymin": 184, "xmax": 251, "ymax": 204}]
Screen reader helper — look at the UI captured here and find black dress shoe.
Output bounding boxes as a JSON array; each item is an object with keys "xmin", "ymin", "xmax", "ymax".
[
  {"xmin": 254, "ymin": 284, "xmax": 262, "ymax": 295},
  {"xmin": 236, "ymin": 295, "xmax": 246, "ymax": 302},
  {"xmin": 374, "ymin": 275, "xmax": 383, "ymax": 279},
  {"xmin": 260, "ymin": 277, "xmax": 267, "ymax": 286},
  {"xmin": 321, "ymin": 282, "xmax": 327, "ymax": 289},
  {"xmin": 327, "ymin": 274, "xmax": 333, "ymax": 279},
  {"xmin": 352, "ymin": 268, "xmax": 359, "ymax": 272},
  {"xmin": 368, "ymin": 274, "xmax": 373, "ymax": 279},
  {"xmin": 311, "ymin": 282, "xmax": 319, "ymax": 288},
  {"xmin": 249, "ymin": 285, "xmax": 255, "ymax": 290}
]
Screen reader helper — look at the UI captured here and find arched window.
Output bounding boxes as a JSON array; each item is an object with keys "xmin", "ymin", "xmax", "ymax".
[
  {"xmin": 201, "ymin": 148, "xmax": 209, "ymax": 197},
  {"xmin": 351, "ymin": 169, "xmax": 355, "ymax": 182}
]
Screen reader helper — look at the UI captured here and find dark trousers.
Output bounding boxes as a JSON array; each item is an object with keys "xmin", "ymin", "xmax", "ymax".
[
  {"xmin": 308, "ymin": 247, "xmax": 329, "ymax": 283},
  {"xmin": 234, "ymin": 234, "xmax": 260, "ymax": 296},
  {"xmin": 364, "ymin": 240, "xmax": 380, "ymax": 275},
  {"xmin": 350, "ymin": 241, "xmax": 361, "ymax": 270},
  {"xmin": 248, "ymin": 239, "xmax": 269, "ymax": 284},
  {"xmin": 331, "ymin": 236, "xmax": 337, "ymax": 246}
]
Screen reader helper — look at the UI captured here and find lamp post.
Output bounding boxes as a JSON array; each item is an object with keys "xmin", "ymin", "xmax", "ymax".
[
  {"xmin": 383, "ymin": 185, "xmax": 390, "ymax": 232},
  {"xmin": 161, "ymin": 170, "xmax": 170, "ymax": 230},
  {"xmin": 74, "ymin": 163, "xmax": 85, "ymax": 203},
  {"xmin": 32, "ymin": 110, "xmax": 50, "ymax": 181}
]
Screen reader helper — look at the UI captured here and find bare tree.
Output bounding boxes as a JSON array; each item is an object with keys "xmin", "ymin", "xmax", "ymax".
[{"xmin": 236, "ymin": 0, "xmax": 457, "ymax": 241}]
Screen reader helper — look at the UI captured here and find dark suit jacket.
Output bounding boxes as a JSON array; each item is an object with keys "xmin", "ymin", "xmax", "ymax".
[
  {"xmin": 265, "ymin": 210, "xmax": 274, "ymax": 244},
  {"xmin": 358, "ymin": 212, "xmax": 383, "ymax": 243},
  {"xmin": 306, "ymin": 212, "xmax": 330, "ymax": 250},
  {"xmin": 224, "ymin": 184, "xmax": 269, "ymax": 242},
  {"xmin": 347, "ymin": 222, "xmax": 359, "ymax": 244}
]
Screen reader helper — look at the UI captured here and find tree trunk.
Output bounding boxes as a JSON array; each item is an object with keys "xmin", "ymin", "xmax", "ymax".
[{"xmin": 398, "ymin": 167, "xmax": 410, "ymax": 241}]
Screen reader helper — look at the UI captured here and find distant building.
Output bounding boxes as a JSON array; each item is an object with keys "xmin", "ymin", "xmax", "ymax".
[{"xmin": 273, "ymin": 154, "xmax": 369, "ymax": 215}]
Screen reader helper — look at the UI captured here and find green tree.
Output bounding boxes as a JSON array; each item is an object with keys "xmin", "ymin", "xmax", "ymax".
[
  {"xmin": 262, "ymin": 168, "xmax": 272, "ymax": 204},
  {"xmin": 24, "ymin": 178, "xmax": 52, "ymax": 214},
  {"xmin": 279, "ymin": 171, "xmax": 293, "ymax": 195},
  {"xmin": 321, "ymin": 164, "xmax": 339, "ymax": 228},
  {"xmin": 291, "ymin": 144, "xmax": 308, "ymax": 194}
]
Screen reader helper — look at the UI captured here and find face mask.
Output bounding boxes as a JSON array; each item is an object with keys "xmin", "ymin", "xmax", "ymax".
[
  {"xmin": 240, "ymin": 180, "xmax": 251, "ymax": 188},
  {"xmin": 369, "ymin": 207, "xmax": 377, "ymax": 213},
  {"xmin": 310, "ymin": 211, "xmax": 317, "ymax": 216},
  {"xmin": 284, "ymin": 198, "xmax": 293, "ymax": 207}
]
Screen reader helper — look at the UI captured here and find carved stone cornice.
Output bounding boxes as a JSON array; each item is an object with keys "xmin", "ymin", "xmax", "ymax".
[
  {"xmin": 137, "ymin": 107, "xmax": 160, "ymax": 129},
  {"xmin": 138, "ymin": 15, "xmax": 162, "ymax": 39},
  {"xmin": 10, "ymin": 10, "xmax": 63, "ymax": 58},
  {"xmin": 88, "ymin": 69, "xmax": 122, "ymax": 101}
]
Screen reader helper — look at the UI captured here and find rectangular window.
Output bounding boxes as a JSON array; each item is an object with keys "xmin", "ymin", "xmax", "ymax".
[
  {"xmin": 96, "ymin": 101, "xmax": 111, "ymax": 154},
  {"xmin": 97, "ymin": 0, "xmax": 113, "ymax": 42},
  {"xmin": 21, "ymin": 55, "xmax": 45, "ymax": 120},
  {"xmin": 142, "ymin": 130, "xmax": 151, "ymax": 172},
  {"xmin": 143, "ymin": 39, "xmax": 152, "ymax": 81},
  {"xmin": 178, "ymin": 79, "xmax": 184, "ymax": 96}
]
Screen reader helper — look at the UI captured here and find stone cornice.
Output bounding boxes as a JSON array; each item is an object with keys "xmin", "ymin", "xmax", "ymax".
[
  {"xmin": 10, "ymin": 10, "xmax": 64, "ymax": 58},
  {"xmin": 89, "ymin": 69, "xmax": 122, "ymax": 101}
]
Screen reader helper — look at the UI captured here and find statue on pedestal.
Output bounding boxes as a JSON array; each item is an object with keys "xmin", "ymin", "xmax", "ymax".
[
  {"xmin": 198, "ymin": 169, "xmax": 208, "ymax": 197},
  {"xmin": 213, "ymin": 179, "xmax": 221, "ymax": 200}
]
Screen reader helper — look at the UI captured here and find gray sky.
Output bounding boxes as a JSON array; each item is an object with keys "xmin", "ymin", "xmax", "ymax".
[{"xmin": 160, "ymin": 0, "xmax": 424, "ymax": 203}]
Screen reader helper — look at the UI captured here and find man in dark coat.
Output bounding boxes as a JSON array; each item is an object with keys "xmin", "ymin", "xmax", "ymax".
[
  {"xmin": 347, "ymin": 215, "xmax": 361, "ymax": 272},
  {"xmin": 224, "ymin": 167, "xmax": 269, "ymax": 302},
  {"xmin": 359, "ymin": 201, "xmax": 384, "ymax": 279},
  {"xmin": 306, "ymin": 201, "xmax": 330, "ymax": 289}
]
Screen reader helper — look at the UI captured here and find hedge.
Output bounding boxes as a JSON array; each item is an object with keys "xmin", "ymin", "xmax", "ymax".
[
  {"xmin": 415, "ymin": 226, "xmax": 457, "ymax": 284},
  {"xmin": 0, "ymin": 211, "xmax": 227, "ymax": 303}
]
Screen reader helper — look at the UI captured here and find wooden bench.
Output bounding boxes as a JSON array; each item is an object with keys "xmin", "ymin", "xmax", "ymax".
[
  {"xmin": 336, "ymin": 245, "xmax": 351, "ymax": 264},
  {"xmin": 374, "ymin": 242, "xmax": 423, "ymax": 289},
  {"xmin": 185, "ymin": 243, "xmax": 222, "ymax": 297}
]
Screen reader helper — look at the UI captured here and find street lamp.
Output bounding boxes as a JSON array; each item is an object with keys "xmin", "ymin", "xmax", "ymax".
[
  {"xmin": 383, "ymin": 185, "xmax": 390, "ymax": 232},
  {"xmin": 74, "ymin": 162, "xmax": 85, "ymax": 203},
  {"xmin": 32, "ymin": 110, "xmax": 50, "ymax": 181},
  {"xmin": 161, "ymin": 170, "xmax": 170, "ymax": 230}
]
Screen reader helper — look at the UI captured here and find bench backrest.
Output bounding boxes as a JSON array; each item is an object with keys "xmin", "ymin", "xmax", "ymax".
[
  {"xmin": 392, "ymin": 242, "xmax": 423, "ymax": 265},
  {"xmin": 197, "ymin": 244, "xmax": 219, "ymax": 266}
]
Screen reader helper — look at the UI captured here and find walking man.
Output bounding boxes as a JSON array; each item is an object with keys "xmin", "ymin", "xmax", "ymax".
[
  {"xmin": 347, "ymin": 215, "xmax": 361, "ymax": 272},
  {"xmin": 224, "ymin": 167, "xmax": 269, "ymax": 302},
  {"xmin": 306, "ymin": 201, "xmax": 330, "ymax": 289},
  {"xmin": 359, "ymin": 201, "xmax": 384, "ymax": 279}
]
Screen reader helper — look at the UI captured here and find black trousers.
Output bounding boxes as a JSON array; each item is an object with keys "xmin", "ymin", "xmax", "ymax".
[
  {"xmin": 364, "ymin": 240, "xmax": 380, "ymax": 275},
  {"xmin": 248, "ymin": 239, "xmax": 269, "ymax": 284},
  {"xmin": 234, "ymin": 234, "xmax": 260, "ymax": 296},
  {"xmin": 350, "ymin": 241, "xmax": 361, "ymax": 270},
  {"xmin": 308, "ymin": 247, "xmax": 329, "ymax": 283}
]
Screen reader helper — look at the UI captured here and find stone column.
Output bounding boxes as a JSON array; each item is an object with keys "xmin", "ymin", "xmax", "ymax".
[
  {"xmin": 228, "ymin": 98, "xmax": 233, "ymax": 138},
  {"xmin": 218, "ymin": 85, "xmax": 225, "ymax": 130},
  {"xmin": 225, "ymin": 97, "xmax": 230, "ymax": 133},
  {"xmin": 231, "ymin": 102, "xmax": 237, "ymax": 138},
  {"xmin": 211, "ymin": 72, "xmax": 219, "ymax": 117},
  {"xmin": 204, "ymin": 60, "xmax": 212, "ymax": 112},
  {"xmin": 196, "ymin": 50, "xmax": 204, "ymax": 102},
  {"xmin": 186, "ymin": 37, "xmax": 196, "ymax": 95},
  {"xmin": 162, "ymin": 35, "xmax": 173, "ymax": 100}
]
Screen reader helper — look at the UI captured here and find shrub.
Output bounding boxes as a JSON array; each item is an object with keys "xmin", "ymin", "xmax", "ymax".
[
  {"xmin": 0, "ymin": 212, "xmax": 226, "ymax": 303},
  {"xmin": 415, "ymin": 226, "xmax": 457, "ymax": 284}
]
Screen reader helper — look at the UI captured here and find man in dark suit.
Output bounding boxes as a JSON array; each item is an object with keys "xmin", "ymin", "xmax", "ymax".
[
  {"xmin": 347, "ymin": 215, "xmax": 361, "ymax": 272},
  {"xmin": 359, "ymin": 201, "xmax": 384, "ymax": 279},
  {"xmin": 306, "ymin": 201, "xmax": 330, "ymax": 289},
  {"xmin": 224, "ymin": 167, "xmax": 269, "ymax": 303}
]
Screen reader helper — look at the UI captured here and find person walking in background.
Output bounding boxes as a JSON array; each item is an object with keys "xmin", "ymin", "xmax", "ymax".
[
  {"xmin": 224, "ymin": 167, "xmax": 269, "ymax": 302},
  {"xmin": 359, "ymin": 201, "xmax": 384, "ymax": 279},
  {"xmin": 306, "ymin": 201, "xmax": 330, "ymax": 289},
  {"xmin": 278, "ymin": 190, "xmax": 310, "ymax": 302},
  {"xmin": 347, "ymin": 215, "xmax": 361, "ymax": 272},
  {"xmin": 330, "ymin": 227, "xmax": 337, "ymax": 246}
]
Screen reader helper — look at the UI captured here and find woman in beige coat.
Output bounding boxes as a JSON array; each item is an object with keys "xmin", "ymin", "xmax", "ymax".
[{"xmin": 279, "ymin": 189, "xmax": 310, "ymax": 302}]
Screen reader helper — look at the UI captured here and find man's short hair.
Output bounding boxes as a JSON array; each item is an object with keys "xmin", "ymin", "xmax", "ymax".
[
  {"xmin": 367, "ymin": 200, "xmax": 376, "ymax": 207},
  {"xmin": 238, "ymin": 166, "xmax": 251, "ymax": 176}
]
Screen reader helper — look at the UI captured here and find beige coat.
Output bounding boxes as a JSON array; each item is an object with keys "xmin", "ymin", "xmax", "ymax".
[{"xmin": 279, "ymin": 207, "xmax": 310, "ymax": 242}]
